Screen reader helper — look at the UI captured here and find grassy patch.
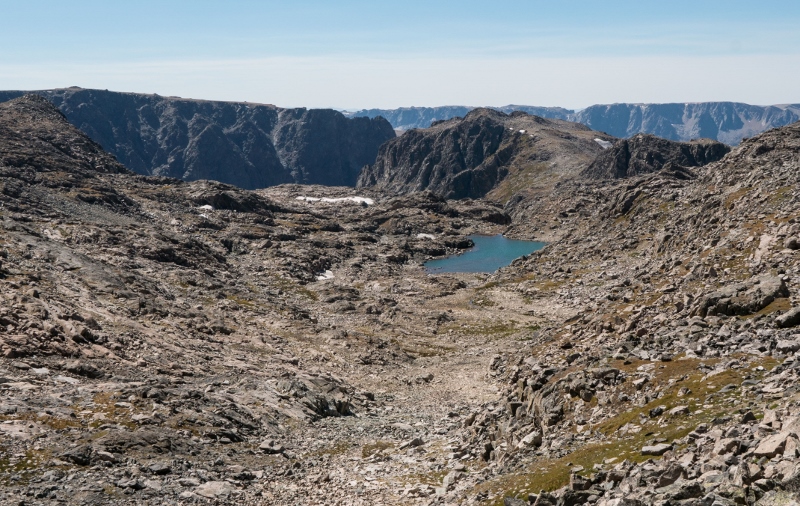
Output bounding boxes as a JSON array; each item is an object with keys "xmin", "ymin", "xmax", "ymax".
[
  {"xmin": 310, "ymin": 441, "xmax": 353, "ymax": 458},
  {"xmin": 0, "ymin": 412, "xmax": 81, "ymax": 431},
  {"xmin": 477, "ymin": 355, "xmax": 778, "ymax": 504},
  {"xmin": 225, "ymin": 294, "xmax": 256, "ymax": 308},
  {"xmin": 738, "ymin": 298, "xmax": 792, "ymax": 320},
  {"xmin": 725, "ymin": 187, "xmax": 752, "ymax": 208},
  {"xmin": 400, "ymin": 340, "xmax": 458, "ymax": 358},
  {"xmin": 273, "ymin": 277, "xmax": 318, "ymax": 301},
  {"xmin": 442, "ymin": 320, "xmax": 520, "ymax": 341},
  {"xmin": 362, "ymin": 441, "xmax": 395, "ymax": 458},
  {"xmin": 0, "ymin": 448, "xmax": 50, "ymax": 485},
  {"xmin": 767, "ymin": 186, "xmax": 794, "ymax": 205}
]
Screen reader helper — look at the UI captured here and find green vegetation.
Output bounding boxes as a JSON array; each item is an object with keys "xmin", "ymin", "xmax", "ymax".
[
  {"xmin": 362, "ymin": 441, "xmax": 395, "ymax": 458},
  {"xmin": 479, "ymin": 355, "xmax": 778, "ymax": 504}
]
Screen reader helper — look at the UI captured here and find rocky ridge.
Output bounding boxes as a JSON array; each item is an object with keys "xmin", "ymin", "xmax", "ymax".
[
  {"xmin": 0, "ymin": 87, "xmax": 396, "ymax": 189},
  {"xmin": 582, "ymin": 134, "xmax": 731, "ymax": 180},
  {"xmin": 358, "ymin": 108, "xmax": 616, "ymax": 201}
]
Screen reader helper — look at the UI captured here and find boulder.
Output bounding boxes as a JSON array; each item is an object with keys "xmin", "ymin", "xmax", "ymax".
[
  {"xmin": 777, "ymin": 307, "xmax": 800, "ymax": 328},
  {"xmin": 517, "ymin": 430, "xmax": 543, "ymax": 449},
  {"xmin": 754, "ymin": 433, "xmax": 790, "ymax": 458},
  {"xmin": 259, "ymin": 439, "xmax": 284, "ymax": 454},
  {"xmin": 694, "ymin": 275, "xmax": 789, "ymax": 317},
  {"xmin": 195, "ymin": 481, "xmax": 235, "ymax": 499},
  {"xmin": 776, "ymin": 339, "xmax": 800, "ymax": 354},
  {"xmin": 641, "ymin": 443, "xmax": 672, "ymax": 456}
]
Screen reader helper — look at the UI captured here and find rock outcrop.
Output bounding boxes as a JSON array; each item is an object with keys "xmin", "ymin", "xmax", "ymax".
[
  {"xmin": 0, "ymin": 94, "xmax": 129, "ymax": 178},
  {"xmin": 582, "ymin": 134, "xmax": 731, "ymax": 179},
  {"xmin": 358, "ymin": 108, "xmax": 615, "ymax": 200},
  {"xmin": 0, "ymin": 87, "xmax": 395, "ymax": 189}
]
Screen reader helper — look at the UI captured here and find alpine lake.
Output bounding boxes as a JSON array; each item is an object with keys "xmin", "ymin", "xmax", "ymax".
[{"xmin": 424, "ymin": 234, "xmax": 546, "ymax": 273}]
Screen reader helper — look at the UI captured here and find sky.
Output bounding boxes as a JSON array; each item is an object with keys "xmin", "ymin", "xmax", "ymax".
[{"xmin": 1, "ymin": 0, "xmax": 799, "ymax": 109}]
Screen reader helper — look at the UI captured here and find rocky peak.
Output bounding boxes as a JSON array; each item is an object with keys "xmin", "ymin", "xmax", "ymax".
[
  {"xmin": 0, "ymin": 94, "xmax": 129, "ymax": 177},
  {"xmin": 582, "ymin": 133, "xmax": 731, "ymax": 179},
  {"xmin": 358, "ymin": 110, "xmax": 615, "ymax": 201}
]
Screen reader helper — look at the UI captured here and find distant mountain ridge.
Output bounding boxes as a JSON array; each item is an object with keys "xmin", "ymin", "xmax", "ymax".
[
  {"xmin": 0, "ymin": 88, "xmax": 395, "ymax": 189},
  {"xmin": 347, "ymin": 102, "xmax": 800, "ymax": 145},
  {"xmin": 574, "ymin": 102, "xmax": 800, "ymax": 146},
  {"xmin": 346, "ymin": 105, "xmax": 572, "ymax": 132}
]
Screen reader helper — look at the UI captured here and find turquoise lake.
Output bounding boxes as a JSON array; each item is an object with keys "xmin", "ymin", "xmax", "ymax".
[{"xmin": 424, "ymin": 234, "xmax": 546, "ymax": 273}]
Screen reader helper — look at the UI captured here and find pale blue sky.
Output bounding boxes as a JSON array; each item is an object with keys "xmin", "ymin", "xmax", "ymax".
[{"xmin": 2, "ymin": 0, "xmax": 798, "ymax": 108}]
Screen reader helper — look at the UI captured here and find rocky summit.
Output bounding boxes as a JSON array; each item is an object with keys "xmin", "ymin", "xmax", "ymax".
[
  {"xmin": 358, "ymin": 108, "xmax": 616, "ymax": 201},
  {"xmin": 0, "ymin": 88, "xmax": 396, "ymax": 189},
  {"xmin": 581, "ymin": 134, "xmax": 731, "ymax": 180},
  {"xmin": 1, "ymin": 91, "xmax": 800, "ymax": 506}
]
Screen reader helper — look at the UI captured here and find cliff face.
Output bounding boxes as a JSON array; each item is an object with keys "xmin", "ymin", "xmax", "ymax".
[
  {"xmin": 582, "ymin": 134, "xmax": 731, "ymax": 180},
  {"xmin": 0, "ymin": 88, "xmax": 395, "ymax": 189},
  {"xmin": 358, "ymin": 108, "xmax": 615, "ymax": 200},
  {"xmin": 573, "ymin": 102, "xmax": 800, "ymax": 145}
]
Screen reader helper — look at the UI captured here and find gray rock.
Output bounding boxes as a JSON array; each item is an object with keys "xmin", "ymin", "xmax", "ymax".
[
  {"xmin": 754, "ymin": 433, "xmax": 790, "ymax": 458},
  {"xmin": 259, "ymin": 439, "xmax": 284, "ymax": 454},
  {"xmin": 195, "ymin": 481, "xmax": 235, "ymax": 499},
  {"xmin": 641, "ymin": 443, "xmax": 672, "ymax": 456},
  {"xmin": 400, "ymin": 437, "xmax": 425, "ymax": 449},
  {"xmin": 517, "ymin": 430, "xmax": 543, "ymax": 448},
  {"xmin": 60, "ymin": 445, "xmax": 92, "ymax": 466},
  {"xmin": 147, "ymin": 462, "xmax": 171, "ymax": 475},
  {"xmin": 777, "ymin": 308, "xmax": 800, "ymax": 329},
  {"xmin": 358, "ymin": 108, "xmax": 611, "ymax": 200}
]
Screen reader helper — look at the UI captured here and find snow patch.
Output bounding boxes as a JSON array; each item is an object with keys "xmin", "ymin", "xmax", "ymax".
[
  {"xmin": 198, "ymin": 204, "xmax": 214, "ymax": 211},
  {"xmin": 316, "ymin": 270, "xmax": 335, "ymax": 281},
  {"xmin": 296, "ymin": 196, "xmax": 374, "ymax": 205},
  {"xmin": 416, "ymin": 233, "xmax": 436, "ymax": 240},
  {"xmin": 519, "ymin": 129, "xmax": 526, "ymax": 134},
  {"xmin": 594, "ymin": 138, "xmax": 613, "ymax": 149}
]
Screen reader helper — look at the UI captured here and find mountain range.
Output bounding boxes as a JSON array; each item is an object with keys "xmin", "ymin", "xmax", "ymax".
[
  {"xmin": 347, "ymin": 102, "xmax": 800, "ymax": 145},
  {"xmin": 0, "ymin": 88, "xmax": 395, "ymax": 190}
]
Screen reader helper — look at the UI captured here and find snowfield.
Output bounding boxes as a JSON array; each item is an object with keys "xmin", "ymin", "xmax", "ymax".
[
  {"xmin": 296, "ymin": 196, "xmax": 374, "ymax": 205},
  {"xmin": 594, "ymin": 138, "xmax": 613, "ymax": 149}
]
